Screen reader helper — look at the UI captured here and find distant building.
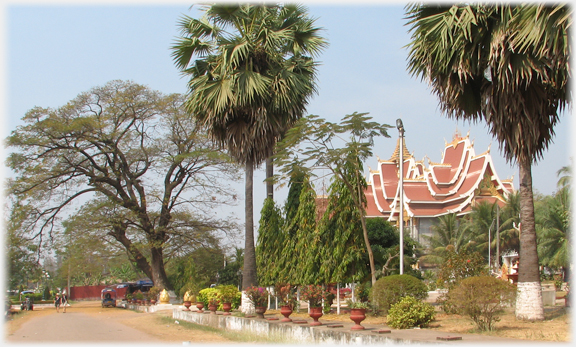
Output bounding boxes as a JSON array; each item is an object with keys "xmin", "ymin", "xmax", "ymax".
[{"xmin": 365, "ymin": 132, "xmax": 514, "ymax": 245}]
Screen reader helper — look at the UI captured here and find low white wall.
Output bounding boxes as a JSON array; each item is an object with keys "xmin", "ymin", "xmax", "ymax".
[{"xmin": 172, "ymin": 310, "xmax": 401, "ymax": 344}]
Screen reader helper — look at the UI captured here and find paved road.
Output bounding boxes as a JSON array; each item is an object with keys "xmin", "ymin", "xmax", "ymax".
[{"xmin": 7, "ymin": 310, "xmax": 163, "ymax": 343}]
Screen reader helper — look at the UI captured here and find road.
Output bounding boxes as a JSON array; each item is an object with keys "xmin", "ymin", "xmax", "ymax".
[
  {"xmin": 6, "ymin": 308, "xmax": 164, "ymax": 343},
  {"xmin": 4, "ymin": 301, "xmax": 233, "ymax": 345}
]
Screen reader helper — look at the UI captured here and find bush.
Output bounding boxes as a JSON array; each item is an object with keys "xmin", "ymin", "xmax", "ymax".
[
  {"xmin": 216, "ymin": 284, "xmax": 238, "ymax": 302},
  {"xmin": 370, "ymin": 274, "xmax": 428, "ymax": 314},
  {"xmin": 443, "ymin": 276, "xmax": 516, "ymax": 331},
  {"xmin": 386, "ymin": 296, "xmax": 435, "ymax": 329},
  {"xmin": 22, "ymin": 293, "xmax": 43, "ymax": 302},
  {"xmin": 198, "ymin": 288, "xmax": 220, "ymax": 307},
  {"xmin": 436, "ymin": 248, "xmax": 487, "ymax": 290}
]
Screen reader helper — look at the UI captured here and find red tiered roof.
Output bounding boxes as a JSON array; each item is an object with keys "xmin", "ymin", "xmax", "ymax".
[{"xmin": 366, "ymin": 133, "xmax": 514, "ymax": 221}]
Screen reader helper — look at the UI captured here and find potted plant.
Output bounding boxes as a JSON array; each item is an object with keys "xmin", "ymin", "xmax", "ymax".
[
  {"xmin": 216, "ymin": 285, "xmax": 238, "ymax": 315},
  {"xmin": 208, "ymin": 297, "xmax": 220, "ymax": 314},
  {"xmin": 135, "ymin": 290, "xmax": 144, "ymax": 305},
  {"xmin": 347, "ymin": 300, "xmax": 370, "ymax": 330},
  {"xmin": 147, "ymin": 286, "xmax": 161, "ymax": 305},
  {"xmin": 126, "ymin": 293, "xmax": 133, "ymax": 303},
  {"xmin": 245, "ymin": 286, "xmax": 269, "ymax": 318},
  {"xmin": 347, "ymin": 283, "xmax": 371, "ymax": 330},
  {"xmin": 275, "ymin": 284, "xmax": 297, "ymax": 322},
  {"xmin": 199, "ymin": 288, "xmax": 220, "ymax": 314},
  {"xmin": 301, "ymin": 284, "xmax": 326, "ymax": 326}
]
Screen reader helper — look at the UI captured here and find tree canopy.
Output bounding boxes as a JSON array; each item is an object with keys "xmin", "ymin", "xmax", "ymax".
[
  {"xmin": 6, "ymin": 80, "xmax": 240, "ymax": 290},
  {"xmin": 171, "ymin": 3, "xmax": 327, "ymax": 290},
  {"xmin": 274, "ymin": 112, "xmax": 392, "ymax": 284}
]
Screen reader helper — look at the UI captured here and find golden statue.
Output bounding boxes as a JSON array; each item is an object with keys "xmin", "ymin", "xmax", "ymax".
[
  {"xmin": 183, "ymin": 291, "xmax": 196, "ymax": 303},
  {"xmin": 159, "ymin": 289, "xmax": 170, "ymax": 304}
]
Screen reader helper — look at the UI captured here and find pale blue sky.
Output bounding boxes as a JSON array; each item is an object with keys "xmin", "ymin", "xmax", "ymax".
[{"xmin": 3, "ymin": 1, "xmax": 572, "ymax": 230}]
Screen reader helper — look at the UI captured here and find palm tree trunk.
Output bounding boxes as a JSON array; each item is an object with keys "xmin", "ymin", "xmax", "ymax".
[
  {"xmin": 242, "ymin": 158, "xmax": 257, "ymax": 289},
  {"xmin": 515, "ymin": 159, "xmax": 544, "ymax": 321},
  {"xmin": 266, "ymin": 156, "xmax": 274, "ymax": 200}
]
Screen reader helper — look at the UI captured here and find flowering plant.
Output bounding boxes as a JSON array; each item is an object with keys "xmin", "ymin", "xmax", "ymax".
[
  {"xmin": 275, "ymin": 284, "xmax": 297, "ymax": 307},
  {"xmin": 208, "ymin": 296, "xmax": 220, "ymax": 306},
  {"xmin": 301, "ymin": 284, "xmax": 326, "ymax": 308},
  {"xmin": 245, "ymin": 286, "xmax": 269, "ymax": 307}
]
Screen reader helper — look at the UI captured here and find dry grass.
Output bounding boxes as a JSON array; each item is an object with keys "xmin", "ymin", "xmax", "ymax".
[
  {"xmin": 427, "ymin": 306, "xmax": 570, "ymax": 342},
  {"xmin": 270, "ymin": 305, "xmax": 571, "ymax": 342}
]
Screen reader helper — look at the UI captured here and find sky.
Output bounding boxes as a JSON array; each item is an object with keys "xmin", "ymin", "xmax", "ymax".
[{"xmin": 2, "ymin": 1, "xmax": 573, "ymax": 242}]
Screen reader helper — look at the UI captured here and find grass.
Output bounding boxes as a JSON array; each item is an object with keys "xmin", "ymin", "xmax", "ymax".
[{"xmin": 157, "ymin": 315, "xmax": 296, "ymax": 343}]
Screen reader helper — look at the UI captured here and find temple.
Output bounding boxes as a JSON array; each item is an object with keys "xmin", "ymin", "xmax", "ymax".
[{"xmin": 365, "ymin": 131, "xmax": 514, "ymax": 245}]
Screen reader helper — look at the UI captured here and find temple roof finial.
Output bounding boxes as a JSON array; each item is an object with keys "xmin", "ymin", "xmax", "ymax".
[{"xmin": 389, "ymin": 138, "xmax": 411, "ymax": 162}]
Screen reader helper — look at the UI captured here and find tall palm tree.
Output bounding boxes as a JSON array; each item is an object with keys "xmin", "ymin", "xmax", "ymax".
[
  {"xmin": 172, "ymin": 4, "xmax": 326, "ymax": 289},
  {"xmin": 405, "ymin": 4, "xmax": 571, "ymax": 320}
]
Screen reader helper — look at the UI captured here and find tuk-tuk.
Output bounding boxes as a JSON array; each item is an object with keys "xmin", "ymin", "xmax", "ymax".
[{"xmin": 101, "ymin": 288, "xmax": 117, "ymax": 308}]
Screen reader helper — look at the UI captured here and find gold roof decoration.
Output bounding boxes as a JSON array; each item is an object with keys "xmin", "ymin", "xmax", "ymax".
[
  {"xmin": 389, "ymin": 138, "xmax": 411, "ymax": 162},
  {"xmin": 427, "ymin": 157, "xmax": 450, "ymax": 167}
]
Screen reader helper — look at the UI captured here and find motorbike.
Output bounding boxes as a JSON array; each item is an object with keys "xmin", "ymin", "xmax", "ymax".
[{"xmin": 20, "ymin": 297, "xmax": 33, "ymax": 311}]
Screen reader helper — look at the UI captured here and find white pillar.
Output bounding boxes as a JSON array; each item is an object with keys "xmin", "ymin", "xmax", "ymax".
[{"xmin": 336, "ymin": 283, "xmax": 341, "ymax": 315}]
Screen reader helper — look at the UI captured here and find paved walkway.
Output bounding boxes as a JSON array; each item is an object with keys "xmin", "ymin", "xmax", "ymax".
[{"xmin": 6, "ymin": 308, "xmax": 163, "ymax": 343}]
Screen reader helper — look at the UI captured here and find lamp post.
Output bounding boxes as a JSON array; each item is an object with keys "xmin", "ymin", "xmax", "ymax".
[
  {"xmin": 237, "ymin": 269, "xmax": 243, "ymax": 291},
  {"xmin": 396, "ymin": 118, "xmax": 405, "ymax": 275}
]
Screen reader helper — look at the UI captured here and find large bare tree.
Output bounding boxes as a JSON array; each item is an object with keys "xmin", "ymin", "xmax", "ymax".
[{"xmin": 6, "ymin": 80, "xmax": 240, "ymax": 290}]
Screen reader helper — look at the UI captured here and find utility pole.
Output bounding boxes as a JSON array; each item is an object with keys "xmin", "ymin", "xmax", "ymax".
[
  {"xmin": 396, "ymin": 118, "xmax": 405, "ymax": 275},
  {"xmin": 496, "ymin": 205, "xmax": 500, "ymax": 268}
]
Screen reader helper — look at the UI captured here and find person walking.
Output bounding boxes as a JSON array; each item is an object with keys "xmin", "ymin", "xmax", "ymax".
[
  {"xmin": 54, "ymin": 293, "xmax": 61, "ymax": 313},
  {"xmin": 61, "ymin": 291, "xmax": 68, "ymax": 313}
]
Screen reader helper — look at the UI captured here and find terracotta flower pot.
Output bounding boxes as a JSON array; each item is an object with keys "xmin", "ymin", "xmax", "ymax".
[
  {"xmin": 222, "ymin": 302, "xmax": 232, "ymax": 315},
  {"xmin": 254, "ymin": 306, "xmax": 266, "ymax": 319},
  {"xmin": 208, "ymin": 304, "xmax": 217, "ymax": 314},
  {"xmin": 196, "ymin": 302, "xmax": 204, "ymax": 313},
  {"xmin": 350, "ymin": 308, "xmax": 367, "ymax": 330},
  {"xmin": 150, "ymin": 299, "xmax": 156, "ymax": 305},
  {"xmin": 309, "ymin": 306, "xmax": 323, "ymax": 326},
  {"xmin": 280, "ymin": 305, "xmax": 293, "ymax": 322},
  {"xmin": 183, "ymin": 301, "xmax": 192, "ymax": 311}
]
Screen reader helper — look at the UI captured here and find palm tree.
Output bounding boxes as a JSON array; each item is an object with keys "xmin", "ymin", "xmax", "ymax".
[
  {"xmin": 536, "ymin": 189, "xmax": 570, "ymax": 271},
  {"xmin": 420, "ymin": 213, "xmax": 472, "ymax": 266},
  {"xmin": 466, "ymin": 201, "xmax": 497, "ymax": 259},
  {"xmin": 498, "ymin": 191, "xmax": 521, "ymax": 254},
  {"xmin": 405, "ymin": 3, "xmax": 571, "ymax": 321},
  {"xmin": 172, "ymin": 4, "xmax": 326, "ymax": 289},
  {"xmin": 556, "ymin": 163, "xmax": 572, "ymax": 191},
  {"xmin": 536, "ymin": 171, "xmax": 571, "ymax": 280}
]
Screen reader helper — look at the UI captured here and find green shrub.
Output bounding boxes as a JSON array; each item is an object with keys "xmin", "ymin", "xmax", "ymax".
[
  {"xmin": 386, "ymin": 296, "xmax": 435, "ymax": 329},
  {"xmin": 436, "ymin": 248, "xmax": 487, "ymax": 290},
  {"xmin": 22, "ymin": 293, "xmax": 43, "ymax": 302},
  {"xmin": 355, "ymin": 282, "xmax": 371, "ymax": 302},
  {"xmin": 443, "ymin": 276, "xmax": 516, "ymax": 331},
  {"xmin": 370, "ymin": 274, "xmax": 428, "ymax": 314},
  {"xmin": 198, "ymin": 288, "xmax": 220, "ymax": 307}
]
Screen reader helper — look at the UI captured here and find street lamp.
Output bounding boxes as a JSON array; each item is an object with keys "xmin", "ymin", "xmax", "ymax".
[
  {"xmin": 396, "ymin": 118, "xmax": 405, "ymax": 275},
  {"xmin": 237, "ymin": 269, "xmax": 243, "ymax": 291}
]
